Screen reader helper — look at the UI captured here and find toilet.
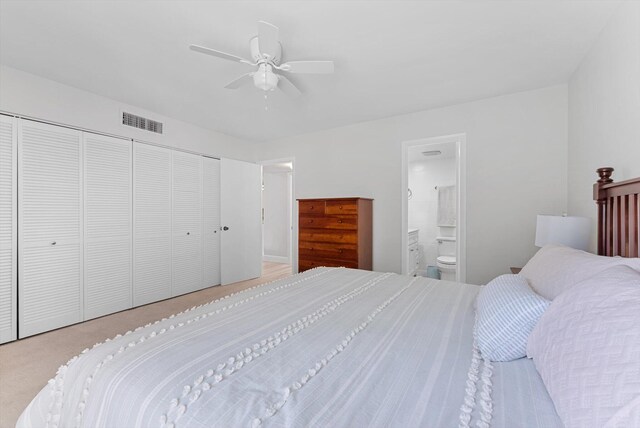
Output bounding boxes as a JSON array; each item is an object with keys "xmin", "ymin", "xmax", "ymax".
[{"xmin": 436, "ymin": 236, "xmax": 456, "ymax": 281}]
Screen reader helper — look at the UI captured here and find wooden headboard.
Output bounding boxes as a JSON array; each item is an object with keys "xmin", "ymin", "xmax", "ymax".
[{"xmin": 594, "ymin": 167, "xmax": 640, "ymax": 257}]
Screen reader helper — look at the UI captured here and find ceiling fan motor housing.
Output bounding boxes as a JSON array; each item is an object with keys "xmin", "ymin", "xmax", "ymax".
[{"xmin": 250, "ymin": 36, "xmax": 282, "ymax": 64}]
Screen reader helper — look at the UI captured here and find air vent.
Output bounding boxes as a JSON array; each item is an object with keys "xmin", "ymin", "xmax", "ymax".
[{"xmin": 122, "ymin": 112, "xmax": 163, "ymax": 134}]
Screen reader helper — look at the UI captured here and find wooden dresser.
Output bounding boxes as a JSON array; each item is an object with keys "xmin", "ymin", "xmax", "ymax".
[{"xmin": 298, "ymin": 197, "xmax": 373, "ymax": 272}]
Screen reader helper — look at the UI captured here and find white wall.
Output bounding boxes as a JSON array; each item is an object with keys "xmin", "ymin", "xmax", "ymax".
[
  {"xmin": 568, "ymin": 1, "xmax": 640, "ymax": 250},
  {"xmin": 409, "ymin": 156, "xmax": 456, "ymax": 270},
  {"xmin": 0, "ymin": 65, "xmax": 256, "ymax": 160},
  {"xmin": 263, "ymin": 171, "xmax": 291, "ymax": 262},
  {"xmin": 258, "ymin": 85, "xmax": 568, "ymax": 284}
]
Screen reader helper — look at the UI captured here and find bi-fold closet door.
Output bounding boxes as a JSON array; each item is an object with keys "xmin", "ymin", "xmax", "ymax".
[
  {"xmin": 18, "ymin": 120, "xmax": 84, "ymax": 338},
  {"xmin": 172, "ymin": 151, "xmax": 203, "ymax": 295},
  {"xmin": 83, "ymin": 133, "xmax": 132, "ymax": 320},
  {"xmin": 133, "ymin": 142, "xmax": 220, "ymax": 304},
  {"xmin": 9, "ymin": 118, "xmax": 231, "ymax": 340},
  {"xmin": 133, "ymin": 143, "xmax": 173, "ymax": 306},
  {"xmin": 202, "ymin": 157, "xmax": 221, "ymax": 287},
  {"xmin": 17, "ymin": 120, "xmax": 133, "ymax": 337},
  {"xmin": 0, "ymin": 115, "xmax": 17, "ymax": 344}
]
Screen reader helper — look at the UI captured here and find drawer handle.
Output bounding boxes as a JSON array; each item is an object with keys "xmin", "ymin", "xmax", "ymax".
[
  {"xmin": 307, "ymin": 219, "xmax": 313, "ymax": 224},
  {"xmin": 337, "ymin": 220, "xmax": 342, "ymax": 224},
  {"xmin": 338, "ymin": 249, "xmax": 343, "ymax": 254},
  {"xmin": 187, "ymin": 232, "xmax": 190, "ymax": 235},
  {"xmin": 51, "ymin": 241, "xmax": 57, "ymax": 246},
  {"xmin": 309, "ymin": 206, "xmax": 314, "ymax": 210},
  {"xmin": 339, "ymin": 206, "xmax": 343, "ymax": 209}
]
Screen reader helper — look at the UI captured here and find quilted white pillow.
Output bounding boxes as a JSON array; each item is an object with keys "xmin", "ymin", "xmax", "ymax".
[
  {"xmin": 475, "ymin": 274, "xmax": 549, "ymax": 361},
  {"xmin": 519, "ymin": 244, "xmax": 640, "ymax": 300},
  {"xmin": 527, "ymin": 265, "xmax": 640, "ymax": 428}
]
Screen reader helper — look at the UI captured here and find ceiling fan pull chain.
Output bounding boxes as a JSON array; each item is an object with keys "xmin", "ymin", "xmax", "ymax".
[{"xmin": 264, "ymin": 64, "xmax": 269, "ymax": 111}]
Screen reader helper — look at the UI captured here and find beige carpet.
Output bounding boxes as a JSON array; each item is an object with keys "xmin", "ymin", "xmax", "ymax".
[{"xmin": 0, "ymin": 262, "xmax": 292, "ymax": 428}]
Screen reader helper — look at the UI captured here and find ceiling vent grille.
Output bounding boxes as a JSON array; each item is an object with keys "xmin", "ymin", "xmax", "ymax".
[{"xmin": 122, "ymin": 112, "xmax": 163, "ymax": 134}]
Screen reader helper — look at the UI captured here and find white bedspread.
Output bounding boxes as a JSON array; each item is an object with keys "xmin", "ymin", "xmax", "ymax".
[{"xmin": 17, "ymin": 268, "xmax": 562, "ymax": 428}]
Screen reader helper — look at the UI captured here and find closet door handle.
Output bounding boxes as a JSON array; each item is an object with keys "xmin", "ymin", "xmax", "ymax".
[{"xmin": 222, "ymin": 226, "xmax": 229, "ymax": 231}]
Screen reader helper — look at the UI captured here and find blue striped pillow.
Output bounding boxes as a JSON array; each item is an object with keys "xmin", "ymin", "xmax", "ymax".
[{"xmin": 475, "ymin": 274, "xmax": 550, "ymax": 362}]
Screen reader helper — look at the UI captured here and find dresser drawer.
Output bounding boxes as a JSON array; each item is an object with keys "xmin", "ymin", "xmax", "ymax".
[
  {"xmin": 299, "ymin": 230, "xmax": 357, "ymax": 244},
  {"xmin": 325, "ymin": 200, "xmax": 358, "ymax": 215},
  {"xmin": 299, "ymin": 200, "xmax": 325, "ymax": 214},
  {"xmin": 299, "ymin": 258, "xmax": 359, "ymax": 272},
  {"xmin": 299, "ymin": 215, "xmax": 357, "ymax": 230},
  {"xmin": 299, "ymin": 242, "xmax": 358, "ymax": 261}
]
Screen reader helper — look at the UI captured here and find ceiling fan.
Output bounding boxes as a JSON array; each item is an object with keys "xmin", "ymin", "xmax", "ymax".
[{"xmin": 189, "ymin": 21, "xmax": 334, "ymax": 97}]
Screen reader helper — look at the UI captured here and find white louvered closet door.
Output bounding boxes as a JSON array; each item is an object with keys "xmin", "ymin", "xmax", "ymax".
[
  {"xmin": 202, "ymin": 157, "xmax": 221, "ymax": 288},
  {"xmin": 18, "ymin": 120, "xmax": 83, "ymax": 338},
  {"xmin": 133, "ymin": 143, "xmax": 172, "ymax": 306},
  {"xmin": 0, "ymin": 115, "xmax": 17, "ymax": 343},
  {"xmin": 84, "ymin": 133, "xmax": 132, "ymax": 320},
  {"xmin": 172, "ymin": 151, "xmax": 203, "ymax": 296}
]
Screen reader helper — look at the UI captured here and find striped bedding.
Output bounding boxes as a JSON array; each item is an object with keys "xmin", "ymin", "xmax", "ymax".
[{"xmin": 17, "ymin": 268, "xmax": 562, "ymax": 427}]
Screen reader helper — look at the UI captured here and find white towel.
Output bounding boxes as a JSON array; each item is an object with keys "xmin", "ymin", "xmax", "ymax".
[{"xmin": 437, "ymin": 185, "xmax": 456, "ymax": 226}]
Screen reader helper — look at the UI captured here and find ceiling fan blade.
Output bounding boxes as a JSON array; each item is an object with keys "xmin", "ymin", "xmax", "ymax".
[
  {"xmin": 257, "ymin": 21, "xmax": 279, "ymax": 59},
  {"xmin": 280, "ymin": 61, "xmax": 335, "ymax": 74},
  {"xmin": 189, "ymin": 44, "xmax": 254, "ymax": 65},
  {"xmin": 277, "ymin": 75, "xmax": 302, "ymax": 98},
  {"xmin": 224, "ymin": 73, "xmax": 254, "ymax": 89}
]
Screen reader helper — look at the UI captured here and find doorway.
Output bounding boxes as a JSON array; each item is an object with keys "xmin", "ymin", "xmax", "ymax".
[
  {"xmin": 401, "ymin": 134, "xmax": 466, "ymax": 282},
  {"xmin": 261, "ymin": 159, "xmax": 294, "ymax": 274}
]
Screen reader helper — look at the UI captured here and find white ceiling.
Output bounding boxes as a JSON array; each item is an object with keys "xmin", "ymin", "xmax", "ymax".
[{"xmin": 0, "ymin": 1, "xmax": 620, "ymax": 142}]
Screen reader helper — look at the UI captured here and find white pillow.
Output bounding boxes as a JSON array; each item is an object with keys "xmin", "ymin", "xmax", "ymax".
[
  {"xmin": 527, "ymin": 265, "xmax": 640, "ymax": 428},
  {"xmin": 519, "ymin": 244, "xmax": 640, "ymax": 300},
  {"xmin": 475, "ymin": 274, "xmax": 549, "ymax": 361}
]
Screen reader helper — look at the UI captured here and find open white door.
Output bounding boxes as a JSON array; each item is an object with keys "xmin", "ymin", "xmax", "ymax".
[{"xmin": 220, "ymin": 158, "xmax": 262, "ymax": 285}]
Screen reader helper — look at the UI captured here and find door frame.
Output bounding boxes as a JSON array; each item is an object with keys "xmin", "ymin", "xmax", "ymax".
[
  {"xmin": 260, "ymin": 157, "xmax": 296, "ymax": 271},
  {"xmin": 401, "ymin": 133, "xmax": 467, "ymax": 282}
]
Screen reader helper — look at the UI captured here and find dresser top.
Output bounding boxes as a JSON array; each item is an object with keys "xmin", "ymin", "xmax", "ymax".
[{"xmin": 297, "ymin": 197, "xmax": 373, "ymax": 201}]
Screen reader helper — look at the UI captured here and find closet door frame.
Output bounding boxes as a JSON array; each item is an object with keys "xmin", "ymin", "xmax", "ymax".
[
  {"xmin": 0, "ymin": 115, "xmax": 17, "ymax": 343},
  {"xmin": 18, "ymin": 119, "xmax": 84, "ymax": 338}
]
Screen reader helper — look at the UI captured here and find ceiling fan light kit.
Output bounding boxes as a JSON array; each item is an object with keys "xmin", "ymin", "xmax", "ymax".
[
  {"xmin": 253, "ymin": 64, "xmax": 279, "ymax": 91},
  {"xmin": 189, "ymin": 20, "xmax": 334, "ymax": 97}
]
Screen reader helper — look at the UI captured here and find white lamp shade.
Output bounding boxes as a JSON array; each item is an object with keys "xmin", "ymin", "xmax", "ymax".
[{"xmin": 535, "ymin": 215, "xmax": 591, "ymax": 251}]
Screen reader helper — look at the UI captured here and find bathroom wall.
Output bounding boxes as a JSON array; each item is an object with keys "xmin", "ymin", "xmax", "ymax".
[{"xmin": 408, "ymin": 155, "xmax": 456, "ymax": 273}]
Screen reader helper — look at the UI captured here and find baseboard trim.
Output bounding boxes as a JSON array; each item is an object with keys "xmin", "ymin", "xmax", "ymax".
[{"xmin": 263, "ymin": 255, "xmax": 290, "ymax": 264}]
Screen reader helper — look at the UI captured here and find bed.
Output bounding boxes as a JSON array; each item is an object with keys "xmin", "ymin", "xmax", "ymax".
[{"xmin": 17, "ymin": 168, "xmax": 640, "ymax": 428}]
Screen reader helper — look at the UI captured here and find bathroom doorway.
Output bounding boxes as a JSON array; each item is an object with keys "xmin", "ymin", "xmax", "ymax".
[{"xmin": 401, "ymin": 134, "xmax": 466, "ymax": 282}]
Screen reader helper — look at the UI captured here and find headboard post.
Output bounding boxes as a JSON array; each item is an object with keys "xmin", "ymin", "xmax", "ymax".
[
  {"xmin": 594, "ymin": 167, "xmax": 640, "ymax": 257},
  {"xmin": 594, "ymin": 167, "xmax": 614, "ymax": 255}
]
